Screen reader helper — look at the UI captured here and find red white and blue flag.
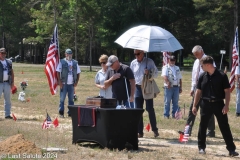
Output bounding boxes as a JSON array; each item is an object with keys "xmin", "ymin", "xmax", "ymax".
[
  {"xmin": 163, "ymin": 52, "xmax": 171, "ymax": 66},
  {"xmin": 181, "ymin": 124, "xmax": 190, "ymax": 142},
  {"xmin": 45, "ymin": 24, "xmax": 60, "ymax": 95},
  {"xmin": 230, "ymin": 27, "xmax": 239, "ymax": 92},
  {"xmin": 175, "ymin": 107, "xmax": 182, "ymax": 120},
  {"xmin": 42, "ymin": 113, "xmax": 52, "ymax": 129}
]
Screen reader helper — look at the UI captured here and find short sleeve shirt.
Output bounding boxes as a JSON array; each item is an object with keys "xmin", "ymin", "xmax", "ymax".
[
  {"xmin": 197, "ymin": 69, "xmax": 230, "ymax": 99},
  {"xmin": 95, "ymin": 68, "xmax": 112, "ymax": 98},
  {"xmin": 105, "ymin": 64, "xmax": 135, "ymax": 100}
]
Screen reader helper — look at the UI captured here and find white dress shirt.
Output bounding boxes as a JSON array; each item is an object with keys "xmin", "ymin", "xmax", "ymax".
[{"xmin": 191, "ymin": 54, "xmax": 216, "ymax": 91}]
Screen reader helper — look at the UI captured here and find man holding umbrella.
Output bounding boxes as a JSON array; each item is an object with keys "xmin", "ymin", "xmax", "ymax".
[{"xmin": 130, "ymin": 49, "xmax": 159, "ymax": 138}]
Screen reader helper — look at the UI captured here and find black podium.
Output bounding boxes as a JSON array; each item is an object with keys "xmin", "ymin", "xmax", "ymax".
[{"xmin": 68, "ymin": 105, "xmax": 144, "ymax": 150}]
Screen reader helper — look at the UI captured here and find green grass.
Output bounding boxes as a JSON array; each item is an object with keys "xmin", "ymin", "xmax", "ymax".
[{"xmin": 0, "ymin": 63, "xmax": 239, "ymax": 159}]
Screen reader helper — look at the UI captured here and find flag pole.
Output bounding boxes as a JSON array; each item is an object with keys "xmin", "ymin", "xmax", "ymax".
[{"xmin": 46, "ymin": 109, "xmax": 49, "ymax": 150}]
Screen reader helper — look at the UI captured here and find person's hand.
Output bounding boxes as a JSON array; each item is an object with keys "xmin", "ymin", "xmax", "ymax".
[
  {"xmin": 59, "ymin": 81, "xmax": 63, "ymax": 89},
  {"xmin": 179, "ymin": 87, "xmax": 182, "ymax": 93},
  {"xmin": 101, "ymin": 85, "xmax": 106, "ymax": 90},
  {"xmin": 192, "ymin": 106, "xmax": 198, "ymax": 116},
  {"xmin": 190, "ymin": 90, "xmax": 194, "ymax": 97},
  {"xmin": 167, "ymin": 82, "xmax": 171, "ymax": 89},
  {"xmin": 144, "ymin": 69, "xmax": 149, "ymax": 75},
  {"xmin": 129, "ymin": 96, "xmax": 134, "ymax": 102},
  {"xmin": 111, "ymin": 73, "xmax": 121, "ymax": 80},
  {"xmin": 222, "ymin": 106, "xmax": 229, "ymax": 115}
]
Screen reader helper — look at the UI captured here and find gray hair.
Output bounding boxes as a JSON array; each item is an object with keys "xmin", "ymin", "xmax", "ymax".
[{"xmin": 192, "ymin": 45, "xmax": 203, "ymax": 53}]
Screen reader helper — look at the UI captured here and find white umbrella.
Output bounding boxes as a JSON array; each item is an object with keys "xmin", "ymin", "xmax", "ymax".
[{"xmin": 115, "ymin": 25, "xmax": 183, "ymax": 52}]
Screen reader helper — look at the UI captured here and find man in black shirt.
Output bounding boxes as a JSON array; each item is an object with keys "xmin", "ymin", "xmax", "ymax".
[
  {"xmin": 192, "ymin": 56, "xmax": 238, "ymax": 157},
  {"xmin": 104, "ymin": 55, "xmax": 135, "ymax": 108}
]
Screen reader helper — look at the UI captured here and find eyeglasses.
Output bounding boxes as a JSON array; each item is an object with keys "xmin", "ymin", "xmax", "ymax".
[
  {"xmin": 100, "ymin": 62, "xmax": 106, "ymax": 64},
  {"xmin": 134, "ymin": 51, "xmax": 142, "ymax": 56}
]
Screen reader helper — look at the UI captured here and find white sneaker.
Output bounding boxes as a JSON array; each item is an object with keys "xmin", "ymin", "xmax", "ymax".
[{"xmin": 199, "ymin": 149, "xmax": 206, "ymax": 154}]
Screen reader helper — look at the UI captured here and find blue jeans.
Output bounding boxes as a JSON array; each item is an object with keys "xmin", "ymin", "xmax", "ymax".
[
  {"xmin": 135, "ymin": 85, "xmax": 158, "ymax": 134},
  {"xmin": 0, "ymin": 82, "xmax": 11, "ymax": 117},
  {"xmin": 236, "ymin": 88, "xmax": 240, "ymax": 113},
  {"xmin": 59, "ymin": 84, "xmax": 74, "ymax": 115},
  {"xmin": 163, "ymin": 86, "xmax": 180, "ymax": 118}
]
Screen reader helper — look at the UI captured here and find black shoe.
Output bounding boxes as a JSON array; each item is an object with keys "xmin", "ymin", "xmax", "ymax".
[
  {"xmin": 229, "ymin": 151, "xmax": 239, "ymax": 157},
  {"xmin": 236, "ymin": 113, "xmax": 240, "ymax": 117},
  {"xmin": 153, "ymin": 130, "xmax": 159, "ymax": 138},
  {"xmin": 5, "ymin": 116, "xmax": 13, "ymax": 119},
  {"xmin": 206, "ymin": 131, "xmax": 215, "ymax": 137},
  {"xmin": 68, "ymin": 114, "xmax": 71, "ymax": 117},
  {"xmin": 199, "ymin": 149, "xmax": 206, "ymax": 154}
]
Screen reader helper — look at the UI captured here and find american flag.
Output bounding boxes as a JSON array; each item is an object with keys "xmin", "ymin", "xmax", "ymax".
[
  {"xmin": 182, "ymin": 124, "xmax": 190, "ymax": 142},
  {"xmin": 230, "ymin": 27, "xmax": 239, "ymax": 92},
  {"xmin": 42, "ymin": 113, "xmax": 52, "ymax": 129},
  {"xmin": 44, "ymin": 24, "xmax": 59, "ymax": 95},
  {"xmin": 163, "ymin": 52, "xmax": 171, "ymax": 66},
  {"xmin": 175, "ymin": 107, "xmax": 182, "ymax": 120}
]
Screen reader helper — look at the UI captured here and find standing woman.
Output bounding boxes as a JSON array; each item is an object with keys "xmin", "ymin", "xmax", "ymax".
[{"xmin": 95, "ymin": 54, "xmax": 112, "ymax": 98}]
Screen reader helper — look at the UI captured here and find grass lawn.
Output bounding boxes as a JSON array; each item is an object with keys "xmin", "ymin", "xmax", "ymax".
[{"xmin": 0, "ymin": 63, "xmax": 239, "ymax": 159}]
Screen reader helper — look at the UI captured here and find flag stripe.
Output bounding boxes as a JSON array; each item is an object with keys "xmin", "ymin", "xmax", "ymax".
[
  {"xmin": 45, "ymin": 25, "xmax": 59, "ymax": 95},
  {"xmin": 230, "ymin": 27, "xmax": 239, "ymax": 92}
]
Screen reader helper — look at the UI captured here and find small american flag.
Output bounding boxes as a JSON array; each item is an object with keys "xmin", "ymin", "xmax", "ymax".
[
  {"xmin": 230, "ymin": 27, "xmax": 239, "ymax": 92},
  {"xmin": 44, "ymin": 24, "xmax": 59, "ymax": 95},
  {"xmin": 163, "ymin": 52, "xmax": 171, "ymax": 66},
  {"xmin": 182, "ymin": 124, "xmax": 190, "ymax": 142},
  {"xmin": 175, "ymin": 107, "xmax": 182, "ymax": 120},
  {"xmin": 42, "ymin": 113, "xmax": 52, "ymax": 129}
]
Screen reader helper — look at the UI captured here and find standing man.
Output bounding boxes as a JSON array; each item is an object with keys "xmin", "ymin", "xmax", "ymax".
[
  {"xmin": 104, "ymin": 55, "xmax": 135, "ymax": 108},
  {"xmin": 130, "ymin": 50, "xmax": 159, "ymax": 138},
  {"xmin": 192, "ymin": 56, "xmax": 238, "ymax": 157},
  {"xmin": 0, "ymin": 48, "xmax": 14, "ymax": 119},
  {"xmin": 181, "ymin": 45, "xmax": 215, "ymax": 137},
  {"xmin": 161, "ymin": 56, "xmax": 182, "ymax": 118},
  {"xmin": 56, "ymin": 48, "xmax": 81, "ymax": 118},
  {"xmin": 234, "ymin": 66, "xmax": 240, "ymax": 116}
]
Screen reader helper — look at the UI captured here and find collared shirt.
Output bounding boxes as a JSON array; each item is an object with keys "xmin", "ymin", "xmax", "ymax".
[
  {"xmin": 130, "ymin": 57, "xmax": 158, "ymax": 85},
  {"xmin": 95, "ymin": 68, "xmax": 112, "ymax": 98},
  {"xmin": 197, "ymin": 69, "xmax": 230, "ymax": 100},
  {"xmin": 161, "ymin": 64, "xmax": 182, "ymax": 86},
  {"xmin": 191, "ymin": 54, "xmax": 216, "ymax": 91}
]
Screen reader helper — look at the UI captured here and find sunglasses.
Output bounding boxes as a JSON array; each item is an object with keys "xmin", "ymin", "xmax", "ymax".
[
  {"xmin": 100, "ymin": 62, "xmax": 106, "ymax": 64},
  {"xmin": 134, "ymin": 52, "xmax": 143, "ymax": 56}
]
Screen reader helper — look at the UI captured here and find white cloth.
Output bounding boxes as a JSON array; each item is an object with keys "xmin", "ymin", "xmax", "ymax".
[
  {"xmin": 161, "ymin": 64, "xmax": 182, "ymax": 86},
  {"xmin": 0, "ymin": 60, "xmax": 9, "ymax": 81},
  {"xmin": 191, "ymin": 54, "xmax": 216, "ymax": 91}
]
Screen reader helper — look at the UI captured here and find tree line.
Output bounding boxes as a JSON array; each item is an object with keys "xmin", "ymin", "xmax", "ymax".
[{"xmin": 0, "ymin": 0, "xmax": 239, "ymax": 68}]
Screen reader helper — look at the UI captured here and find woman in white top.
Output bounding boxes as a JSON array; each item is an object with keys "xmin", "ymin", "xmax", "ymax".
[{"xmin": 95, "ymin": 54, "xmax": 112, "ymax": 98}]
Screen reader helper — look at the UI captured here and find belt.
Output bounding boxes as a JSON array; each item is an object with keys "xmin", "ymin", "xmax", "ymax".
[
  {"xmin": 172, "ymin": 85, "xmax": 179, "ymax": 87},
  {"xmin": 201, "ymin": 98, "xmax": 223, "ymax": 102},
  {"xmin": 136, "ymin": 84, "xmax": 141, "ymax": 87},
  {"xmin": 3, "ymin": 80, "xmax": 9, "ymax": 82}
]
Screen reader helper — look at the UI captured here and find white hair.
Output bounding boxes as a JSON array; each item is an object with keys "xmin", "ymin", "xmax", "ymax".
[{"xmin": 192, "ymin": 45, "xmax": 203, "ymax": 53}]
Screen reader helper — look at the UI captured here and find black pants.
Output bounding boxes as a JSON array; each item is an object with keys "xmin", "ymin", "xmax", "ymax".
[
  {"xmin": 198, "ymin": 100, "xmax": 236, "ymax": 151},
  {"xmin": 135, "ymin": 85, "xmax": 158, "ymax": 134},
  {"xmin": 186, "ymin": 96, "xmax": 215, "ymax": 135}
]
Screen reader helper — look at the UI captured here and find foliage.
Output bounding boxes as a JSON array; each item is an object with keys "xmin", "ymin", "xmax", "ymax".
[{"xmin": 0, "ymin": 0, "xmax": 239, "ymax": 66}]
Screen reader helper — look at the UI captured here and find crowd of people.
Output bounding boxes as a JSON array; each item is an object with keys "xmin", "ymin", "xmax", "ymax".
[{"xmin": 1, "ymin": 45, "xmax": 239, "ymax": 157}]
